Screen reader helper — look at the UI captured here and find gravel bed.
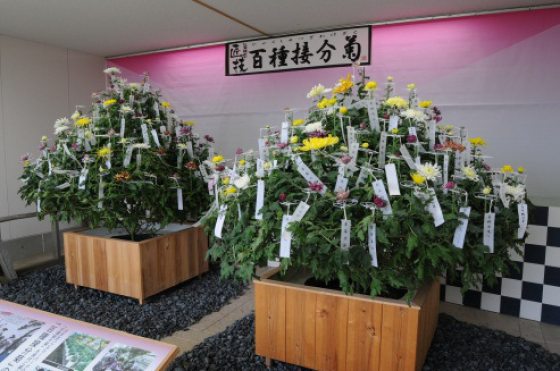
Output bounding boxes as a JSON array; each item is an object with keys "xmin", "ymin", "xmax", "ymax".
[
  {"xmin": 169, "ymin": 314, "xmax": 560, "ymax": 371},
  {"xmin": 0, "ymin": 264, "xmax": 245, "ymax": 340}
]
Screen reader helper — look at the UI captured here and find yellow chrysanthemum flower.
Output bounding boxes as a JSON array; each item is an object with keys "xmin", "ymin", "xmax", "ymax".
[
  {"xmin": 364, "ymin": 81, "xmax": 378, "ymax": 91},
  {"xmin": 407, "ymin": 83, "xmax": 416, "ymax": 91},
  {"xmin": 161, "ymin": 101, "xmax": 171, "ymax": 109},
  {"xmin": 222, "ymin": 176, "xmax": 230, "ymax": 185},
  {"xmin": 75, "ymin": 117, "xmax": 92, "ymax": 127},
  {"xmin": 290, "ymin": 135, "xmax": 299, "ymax": 144},
  {"xmin": 501, "ymin": 164, "xmax": 513, "ymax": 173},
  {"xmin": 182, "ymin": 120, "xmax": 195, "ymax": 126},
  {"xmin": 102, "ymin": 98, "xmax": 117, "ymax": 107},
  {"xmin": 385, "ymin": 96, "xmax": 408, "ymax": 109},
  {"xmin": 339, "ymin": 106, "xmax": 348, "ymax": 115},
  {"xmin": 212, "ymin": 155, "xmax": 224, "ymax": 164},
  {"xmin": 387, "ymin": 76, "xmax": 394, "ymax": 82},
  {"xmin": 332, "ymin": 74, "xmax": 353, "ymax": 94},
  {"xmin": 224, "ymin": 186, "xmax": 237, "ymax": 195},
  {"xmin": 41, "ymin": 136, "xmax": 48, "ymax": 142},
  {"xmin": 469, "ymin": 137, "xmax": 486, "ymax": 147},
  {"xmin": 340, "ymin": 145, "xmax": 348, "ymax": 152},
  {"xmin": 97, "ymin": 146, "xmax": 111, "ymax": 158},
  {"xmin": 361, "ymin": 142, "xmax": 369, "ymax": 149},
  {"xmin": 391, "ymin": 128, "xmax": 399, "ymax": 135},
  {"xmin": 411, "ymin": 172, "xmax": 426, "ymax": 185},
  {"xmin": 23, "ymin": 160, "xmax": 30, "ymax": 167},
  {"xmin": 299, "ymin": 135, "xmax": 340, "ymax": 152},
  {"xmin": 482, "ymin": 186, "xmax": 492, "ymax": 195},
  {"xmin": 292, "ymin": 119, "xmax": 305, "ymax": 127},
  {"xmin": 518, "ymin": 166, "xmax": 525, "ymax": 174},
  {"xmin": 419, "ymin": 100, "xmax": 432, "ymax": 108},
  {"xmin": 238, "ymin": 159, "xmax": 246, "ymax": 167}
]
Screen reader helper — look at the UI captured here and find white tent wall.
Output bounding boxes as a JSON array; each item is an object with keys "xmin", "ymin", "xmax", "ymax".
[{"xmin": 0, "ymin": 35, "xmax": 105, "ymax": 241}]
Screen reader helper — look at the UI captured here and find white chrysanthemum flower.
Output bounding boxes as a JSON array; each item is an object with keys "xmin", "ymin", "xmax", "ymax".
[
  {"xmin": 132, "ymin": 143, "xmax": 150, "ymax": 149},
  {"xmin": 303, "ymin": 121, "xmax": 324, "ymax": 133},
  {"xmin": 54, "ymin": 126, "xmax": 70, "ymax": 135},
  {"xmin": 306, "ymin": 84, "xmax": 331, "ymax": 99},
  {"xmin": 70, "ymin": 111, "xmax": 80, "ymax": 121},
  {"xmin": 120, "ymin": 105, "xmax": 133, "ymax": 113},
  {"xmin": 234, "ymin": 174, "xmax": 250, "ymax": 190},
  {"xmin": 401, "ymin": 109, "xmax": 427, "ymax": 122},
  {"xmin": 177, "ymin": 143, "xmax": 188, "ymax": 150},
  {"xmin": 417, "ymin": 162, "xmax": 441, "ymax": 181},
  {"xmin": 506, "ymin": 184, "xmax": 526, "ymax": 202},
  {"xmin": 54, "ymin": 117, "xmax": 70, "ymax": 128},
  {"xmin": 482, "ymin": 186, "xmax": 492, "ymax": 195},
  {"xmin": 128, "ymin": 82, "xmax": 140, "ymax": 90},
  {"xmin": 103, "ymin": 67, "xmax": 121, "ymax": 75},
  {"xmin": 462, "ymin": 166, "xmax": 479, "ymax": 181}
]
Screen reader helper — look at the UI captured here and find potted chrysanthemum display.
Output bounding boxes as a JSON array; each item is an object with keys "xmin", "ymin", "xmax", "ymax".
[
  {"xmin": 201, "ymin": 70, "xmax": 530, "ymax": 369},
  {"xmin": 19, "ymin": 67, "xmax": 215, "ymax": 303}
]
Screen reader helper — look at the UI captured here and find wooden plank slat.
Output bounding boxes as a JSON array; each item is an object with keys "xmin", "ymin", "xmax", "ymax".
[
  {"xmin": 285, "ymin": 287, "xmax": 316, "ymax": 369},
  {"xmin": 315, "ymin": 293, "xmax": 349, "ymax": 370}
]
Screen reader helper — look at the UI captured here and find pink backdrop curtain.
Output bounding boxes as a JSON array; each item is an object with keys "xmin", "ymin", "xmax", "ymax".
[{"xmin": 109, "ymin": 9, "xmax": 560, "ymax": 204}]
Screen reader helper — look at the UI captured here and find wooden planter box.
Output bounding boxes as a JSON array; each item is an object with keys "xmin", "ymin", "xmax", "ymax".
[
  {"xmin": 64, "ymin": 225, "xmax": 208, "ymax": 304},
  {"xmin": 255, "ymin": 270, "xmax": 440, "ymax": 371}
]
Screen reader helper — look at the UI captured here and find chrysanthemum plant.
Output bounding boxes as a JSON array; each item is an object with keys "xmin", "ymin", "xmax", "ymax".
[
  {"xmin": 19, "ymin": 68, "xmax": 213, "ymax": 241},
  {"xmin": 202, "ymin": 68, "xmax": 530, "ymax": 300}
]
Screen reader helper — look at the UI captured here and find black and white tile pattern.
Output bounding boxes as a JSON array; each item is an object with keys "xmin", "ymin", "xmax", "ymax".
[{"xmin": 441, "ymin": 206, "xmax": 560, "ymax": 325}]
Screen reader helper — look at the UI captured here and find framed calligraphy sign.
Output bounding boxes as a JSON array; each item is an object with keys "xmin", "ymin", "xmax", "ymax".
[{"xmin": 226, "ymin": 26, "xmax": 371, "ymax": 76}]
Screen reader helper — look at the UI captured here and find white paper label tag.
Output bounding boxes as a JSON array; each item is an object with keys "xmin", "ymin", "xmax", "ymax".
[
  {"xmin": 84, "ymin": 139, "xmax": 91, "ymax": 151},
  {"xmin": 291, "ymin": 201, "xmax": 310, "ymax": 222},
  {"xmin": 385, "ymin": 163, "xmax": 401, "ymax": 196},
  {"xmin": 294, "ymin": 156, "xmax": 327, "ymax": 195},
  {"xmin": 98, "ymin": 180, "xmax": 104, "ymax": 209},
  {"xmin": 63, "ymin": 144, "xmax": 78, "ymax": 163},
  {"xmin": 349, "ymin": 142, "xmax": 360, "ymax": 167},
  {"xmin": 399, "ymin": 145, "xmax": 416, "ymax": 170},
  {"xmin": 408, "ymin": 127, "xmax": 417, "ymax": 136},
  {"xmin": 36, "ymin": 198, "xmax": 41, "ymax": 213},
  {"xmin": 258, "ymin": 138, "xmax": 267, "ymax": 161},
  {"xmin": 454, "ymin": 151, "xmax": 463, "ymax": 176},
  {"xmin": 175, "ymin": 126, "xmax": 182, "ymax": 138},
  {"xmin": 186, "ymin": 141, "xmax": 194, "ymax": 158},
  {"xmin": 453, "ymin": 206, "xmax": 471, "ymax": 248},
  {"xmin": 177, "ymin": 188, "xmax": 184, "ymax": 210},
  {"xmin": 55, "ymin": 182, "xmax": 71, "ymax": 190},
  {"xmin": 426, "ymin": 188, "xmax": 445, "ymax": 227},
  {"xmin": 367, "ymin": 99, "xmax": 380, "ymax": 132},
  {"xmin": 356, "ymin": 167, "xmax": 368, "ymax": 186},
  {"xmin": 347, "ymin": 126, "xmax": 357, "ymax": 145},
  {"xmin": 500, "ymin": 185, "xmax": 510, "ymax": 208},
  {"xmin": 267, "ymin": 259, "xmax": 280, "ymax": 268},
  {"xmin": 255, "ymin": 179, "xmax": 265, "ymax": 220},
  {"xmin": 378, "ymin": 132, "xmax": 387, "ymax": 168},
  {"xmin": 334, "ymin": 174, "xmax": 349, "ymax": 193},
  {"xmin": 341, "ymin": 219, "xmax": 351, "ymax": 250},
  {"xmin": 388, "ymin": 115, "xmax": 399, "ymax": 131},
  {"xmin": 443, "ymin": 153, "xmax": 449, "ymax": 188},
  {"xmin": 428, "ymin": 120, "xmax": 436, "ymax": 150},
  {"xmin": 280, "ymin": 121, "xmax": 290, "ymax": 143},
  {"xmin": 484, "ymin": 212, "xmax": 496, "ymax": 253},
  {"xmin": 464, "ymin": 141, "xmax": 471, "ymax": 165},
  {"xmin": 151, "ymin": 129, "xmax": 161, "ymax": 147},
  {"xmin": 214, "ymin": 205, "xmax": 227, "ymax": 239},
  {"xmin": 120, "ymin": 117, "xmax": 126, "ymax": 138},
  {"xmin": 373, "ymin": 180, "xmax": 392, "ymax": 215},
  {"xmin": 368, "ymin": 222, "xmax": 378, "ymax": 267},
  {"xmin": 105, "ymin": 160, "xmax": 112, "ymax": 169},
  {"xmin": 153, "ymin": 102, "xmax": 160, "ymax": 117},
  {"xmin": 141, "ymin": 123, "xmax": 150, "ymax": 145},
  {"xmin": 78, "ymin": 168, "xmax": 89, "ymax": 190},
  {"xmin": 256, "ymin": 159, "xmax": 265, "ymax": 178},
  {"xmin": 517, "ymin": 203, "xmax": 528, "ymax": 239},
  {"xmin": 123, "ymin": 145, "xmax": 134, "ymax": 167},
  {"xmin": 280, "ymin": 214, "xmax": 292, "ymax": 258},
  {"xmin": 143, "ymin": 82, "xmax": 150, "ymax": 93}
]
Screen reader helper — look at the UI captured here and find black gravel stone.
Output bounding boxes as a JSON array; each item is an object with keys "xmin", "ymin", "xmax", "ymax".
[
  {"xmin": 170, "ymin": 314, "xmax": 560, "ymax": 371},
  {"xmin": 0, "ymin": 264, "xmax": 245, "ymax": 340}
]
